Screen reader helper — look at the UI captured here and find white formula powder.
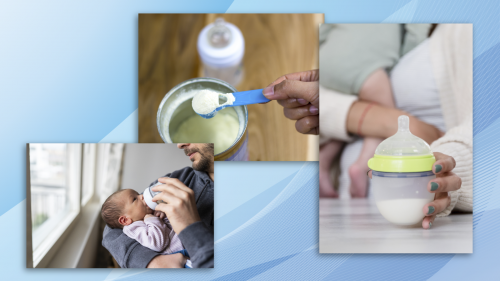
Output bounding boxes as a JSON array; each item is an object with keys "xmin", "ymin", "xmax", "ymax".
[
  {"xmin": 192, "ymin": 89, "xmax": 235, "ymax": 115},
  {"xmin": 172, "ymin": 108, "xmax": 239, "ymax": 154},
  {"xmin": 376, "ymin": 198, "xmax": 430, "ymax": 225}
]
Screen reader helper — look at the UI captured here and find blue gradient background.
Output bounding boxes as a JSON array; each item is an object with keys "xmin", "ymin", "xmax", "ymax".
[{"xmin": 1, "ymin": 0, "xmax": 499, "ymax": 279}]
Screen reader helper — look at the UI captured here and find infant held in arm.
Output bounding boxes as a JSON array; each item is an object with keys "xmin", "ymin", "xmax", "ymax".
[{"xmin": 101, "ymin": 188, "xmax": 191, "ymax": 268}]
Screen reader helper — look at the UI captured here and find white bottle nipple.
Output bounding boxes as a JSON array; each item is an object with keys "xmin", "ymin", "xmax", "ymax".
[
  {"xmin": 374, "ymin": 115, "xmax": 432, "ymax": 156},
  {"xmin": 208, "ymin": 18, "xmax": 232, "ymax": 48},
  {"xmin": 398, "ymin": 115, "xmax": 410, "ymax": 133}
]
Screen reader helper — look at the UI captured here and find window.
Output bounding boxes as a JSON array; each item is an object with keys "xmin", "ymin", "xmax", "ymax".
[
  {"xmin": 27, "ymin": 143, "xmax": 125, "ymax": 268},
  {"xmin": 96, "ymin": 143, "xmax": 125, "ymax": 204},
  {"xmin": 29, "ymin": 144, "xmax": 81, "ymax": 267},
  {"xmin": 81, "ymin": 144, "xmax": 97, "ymax": 206}
]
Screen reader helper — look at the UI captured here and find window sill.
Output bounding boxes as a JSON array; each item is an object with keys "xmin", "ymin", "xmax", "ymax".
[{"xmin": 45, "ymin": 200, "xmax": 102, "ymax": 268}]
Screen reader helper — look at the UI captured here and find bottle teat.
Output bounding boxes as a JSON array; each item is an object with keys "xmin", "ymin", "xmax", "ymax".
[
  {"xmin": 208, "ymin": 18, "xmax": 232, "ymax": 48},
  {"xmin": 374, "ymin": 115, "xmax": 432, "ymax": 157},
  {"xmin": 398, "ymin": 115, "xmax": 410, "ymax": 133},
  {"xmin": 368, "ymin": 115, "xmax": 436, "ymax": 172}
]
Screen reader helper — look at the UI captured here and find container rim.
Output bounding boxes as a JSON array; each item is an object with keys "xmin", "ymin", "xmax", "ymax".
[{"xmin": 156, "ymin": 77, "xmax": 248, "ymax": 156}]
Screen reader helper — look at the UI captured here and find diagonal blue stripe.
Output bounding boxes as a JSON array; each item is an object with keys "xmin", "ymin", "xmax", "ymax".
[
  {"xmin": 473, "ymin": 42, "xmax": 500, "ymax": 136},
  {"xmin": 211, "ymin": 253, "xmax": 298, "ymax": 281}
]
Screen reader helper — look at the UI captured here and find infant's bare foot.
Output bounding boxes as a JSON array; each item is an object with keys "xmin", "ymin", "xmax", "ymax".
[
  {"xmin": 349, "ymin": 162, "xmax": 368, "ymax": 198},
  {"xmin": 320, "ymin": 169, "xmax": 338, "ymax": 198},
  {"xmin": 319, "ymin": 141, "xmax": 342, "ymax": 198}
]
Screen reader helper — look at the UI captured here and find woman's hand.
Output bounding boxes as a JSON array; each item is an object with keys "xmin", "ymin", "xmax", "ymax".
[
  {"xmin": 368, "ymin": 152, "xmax": 461, "ymax": 229},
  {"xmin": 263, "ymin": 70, "xmax": 319, "ymax": 135},
  {"xmin": 421, "ymin": 152, "xmax": 462, "ymax": 229},
  {"xmin": 152, "ymin": 177, "xmax": 201, "ymax": 235}
]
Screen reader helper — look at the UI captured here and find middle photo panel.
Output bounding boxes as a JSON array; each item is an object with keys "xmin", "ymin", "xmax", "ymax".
[{"xmin": 138, "ymin": 13, "xmax": 323, "ymax": 161}]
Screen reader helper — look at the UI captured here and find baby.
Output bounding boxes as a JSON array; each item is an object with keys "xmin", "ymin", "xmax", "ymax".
[{"xmin": 101, "ymin": 188, "xmax": 191, "ymax": 268}]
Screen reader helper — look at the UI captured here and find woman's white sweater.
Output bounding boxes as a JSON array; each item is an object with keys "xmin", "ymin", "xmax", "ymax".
[
  {"xmin": 429, "ymin": 24, "xmax": 473, "ymax": 215},
  {"xmin": 320, "ymin": 24, "xmax": 473, "ymax": 215}
]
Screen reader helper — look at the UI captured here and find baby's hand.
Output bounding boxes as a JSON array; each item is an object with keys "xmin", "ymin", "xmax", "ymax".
[
  {"xmin": 144, "ymin": 214, "xmax": 155, "ymax": 219},
  {"xmin": 154, "ymin": 210, "xmax": 166, "ymax": 220}
]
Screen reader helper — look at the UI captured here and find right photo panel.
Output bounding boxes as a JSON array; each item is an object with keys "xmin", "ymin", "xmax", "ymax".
[{"xmin": 319, "ymin": 24, "xmax": 473, "ymax": 253}]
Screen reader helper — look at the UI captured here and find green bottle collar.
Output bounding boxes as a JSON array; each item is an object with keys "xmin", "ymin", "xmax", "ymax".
[{"xmin": 368, "ymin": 154, "xmax": 435, "ymax": 173}]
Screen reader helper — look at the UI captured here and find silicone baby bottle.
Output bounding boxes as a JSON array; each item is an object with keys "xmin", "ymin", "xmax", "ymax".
[
  {"xmin": 367, "ymin": 115, "xmax": 436, "ymax": 225},
  {"xmin": 143, "ymin": 182, "xmax": 165, "ymax": 210}
]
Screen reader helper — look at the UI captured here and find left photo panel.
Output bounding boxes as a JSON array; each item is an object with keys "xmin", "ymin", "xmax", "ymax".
[{"xmin": 26, "ymin": 143, "xmax": 214, "ymax": 268}]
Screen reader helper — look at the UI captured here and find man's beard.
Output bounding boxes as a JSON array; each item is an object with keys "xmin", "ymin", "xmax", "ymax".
[{"xmin": 184, "ymin": 144, "xmax": 214, "ymax": 172}]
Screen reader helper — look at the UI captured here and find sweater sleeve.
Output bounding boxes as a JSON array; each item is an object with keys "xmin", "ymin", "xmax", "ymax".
[
  {"xmin": 177, "ymin": 221, "xmax": 214, "ymax": 268},
  {"xmin": 319, "ymin": 85, "xmax": 357, "ymax": 143},
  {"xmin": 123, "ymin": 217, "xmax": 169, "ymax": 252},
  {"xmin": 431, "ymin": 114, "xmax": 473, "ymax": 216}
]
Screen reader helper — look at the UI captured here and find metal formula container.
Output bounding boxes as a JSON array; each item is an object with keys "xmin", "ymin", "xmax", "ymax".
[{"xmin": 157, "ymin": 77, "xmax": 248, "ymax": 161}]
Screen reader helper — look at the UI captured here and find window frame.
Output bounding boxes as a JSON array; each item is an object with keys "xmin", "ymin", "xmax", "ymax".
[
  {"xmin": 81, "ymin": 144, "xmax": 97, "ymax": 207},
  {"xmin": 27, "ymin": 143, "xmax": 82, "ymax": 268},
  {"xmin": 26, "ymin": 143, "xmax": 125, "ymax": 268}
]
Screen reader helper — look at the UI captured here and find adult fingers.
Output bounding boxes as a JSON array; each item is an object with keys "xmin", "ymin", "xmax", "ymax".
[
  {"xmin": 283, "ymin": 105, "xmax": 319, "ymax": 120},
  {"xmin": 422, "ymin": 214, "xmax": 436, "ymax": 229},
  {"xmin": 433, "ymin": 152, "xmax": 456, "ymax": 174},
  {"xmin": 154, "ymin": 201, "xmax": 174, "ymax": 215},
  {"xmin": 295, "ymin": 116, "xmax": 319, "ymax": 135},
  {"xmin": 154, "ymin": 178, "xmax": 192, "ymax": 193},
  {"xmin": 266, "ymin": 69, "xmax": 319, "ymax": 88},
  {"xmin": 152, "ymin": 183, "xmax": 185, "ymax": 200},
  {"xmin": 422, "ymin": 192, "xmax": 450, "ymax": 217},
  {"xmin": 263, "ymin": 79, "xmax": 319, "ymax": 107},
  {"xmin": 303, "ymin": 127, "xmax": 319, "ymax": 135},
  {"xmin": 427, "ymin": 171, "xmax": 462, "ymax": 193},
  {"xmin": 277, "ymin": 98, "xmax": 310, "ymax": 108},
  {"xmin": 152, "ymin": 188, "xmax": 183, "ymax": 205}
]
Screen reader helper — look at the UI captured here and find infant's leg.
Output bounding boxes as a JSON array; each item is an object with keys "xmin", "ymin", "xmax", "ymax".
[
  {"xmin": 349, "ymin": 68, "xmax": 395, "ymax": 197},
  {"xmin": 349, "ymin": 137, "xmax": 381, "ymax": 197},
  {"xmin": 320, "ymin": 140, "xmax": 343, "ymax": 198}
]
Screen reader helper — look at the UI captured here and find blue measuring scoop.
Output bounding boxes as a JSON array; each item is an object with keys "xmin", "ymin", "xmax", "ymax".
[{"xmin": 197, "ymin": 89, "xmax": 269, "ymax": 119}]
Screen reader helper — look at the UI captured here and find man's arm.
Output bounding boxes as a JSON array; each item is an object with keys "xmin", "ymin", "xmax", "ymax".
[{"xmin": 177, "ymin": 221, "xmax": 214, "ymax": 268}]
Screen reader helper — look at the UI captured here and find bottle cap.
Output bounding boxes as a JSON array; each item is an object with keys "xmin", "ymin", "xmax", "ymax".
[{"xmin": 368, "ymin": 115, "xmax": 435, "ymax": 172}]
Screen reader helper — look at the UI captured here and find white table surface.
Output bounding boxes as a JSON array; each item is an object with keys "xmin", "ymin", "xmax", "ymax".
[{"xmin": 319, "ymin": 198, "xmax": 473, "ymax": 253}]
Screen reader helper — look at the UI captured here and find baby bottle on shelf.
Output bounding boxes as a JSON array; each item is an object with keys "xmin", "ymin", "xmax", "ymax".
[
  {"xmin": 197, "ymin": 18, "xmax": 245, "ymax": 87},
  {"xmin": 367, "ymin": 115, "xmax": 436, "ymax": 226},
  {"xmin": 143, "ymin": 181, "xmax": 166, "ymax": 210}
]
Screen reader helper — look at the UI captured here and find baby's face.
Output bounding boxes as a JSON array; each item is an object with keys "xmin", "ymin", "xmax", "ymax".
[{"xmin": 119, "ymin": 189, "xmax": 154, "ymax": 222}]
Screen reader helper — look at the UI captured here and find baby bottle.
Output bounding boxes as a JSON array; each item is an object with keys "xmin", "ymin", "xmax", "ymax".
[
  {"xmin": 143, "ymin": 182, "xmax": 166, "ymax": 210},
  {"xmin": 197, "ymin": 18, "xmax": 245, "ymax": 87},
  {"xmin": 367, "ymin": 115, "xmax": 436, "ymax": 225}
]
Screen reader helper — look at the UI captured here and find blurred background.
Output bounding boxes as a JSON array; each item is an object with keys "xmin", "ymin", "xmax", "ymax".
[
  {"xmin": 26, "ymin": 143, "xmax": 191, "ymax": 268},
  {"xmin": 138, "ymin": 14, "xmax": 323, "ymax": 161}
]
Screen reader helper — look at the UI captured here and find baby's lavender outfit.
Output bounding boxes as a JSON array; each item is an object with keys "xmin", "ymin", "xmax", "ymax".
[{"xmin": 123, "ymin": 216, "xmax": 184, "ymax": 254}]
